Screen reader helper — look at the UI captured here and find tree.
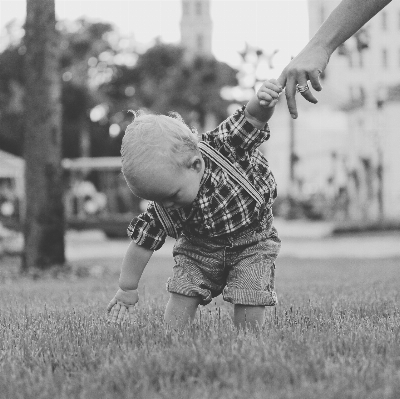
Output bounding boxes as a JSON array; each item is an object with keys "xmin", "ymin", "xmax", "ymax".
[
  {"xmin": 1, "ymin": 30, "xmax": 237, "ymax": 162},
  {"xmin": 58, "ymin": 19, "xmax": 116, "ymax": 157},
  {"xmin": 0, "ymin": 22, "xmax": 25, "ymax": 156},
  {"xmin": 0, "ymin": 19, "xmax": 125, "ymax": 159},
  {"xmin": 104, "ymin": 43, "xmax": 238, "ymax": 132},
  {"xmin": 23, "ymin": 0, "xmax": 65, "ymax": 270}
]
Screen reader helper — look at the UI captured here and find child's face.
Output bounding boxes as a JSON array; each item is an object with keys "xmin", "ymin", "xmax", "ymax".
[{"xmin": 129, "ymin": 155, "xmax": 204, "ymax": 210}]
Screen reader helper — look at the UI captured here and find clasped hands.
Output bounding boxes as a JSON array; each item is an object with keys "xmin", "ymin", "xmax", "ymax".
[{"xmin": 277, "ymin": 43, "xmax": 330, "ymax": 119}]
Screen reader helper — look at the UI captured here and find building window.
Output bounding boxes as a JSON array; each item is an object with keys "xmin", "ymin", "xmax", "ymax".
[
  {"xmin": 381, "ymin": 11, "xmax": 387, "ymax": 30},
  {"xmin": 197, "ymin": 34, "xmax": 204, "ymax": 51},
  {"xmin": 196, "ymin": 1, "xmax": 202, "ymax": 15},
  {"xmin": 382, "ymin": 48, "xmax": 388, "ymax": 68}
]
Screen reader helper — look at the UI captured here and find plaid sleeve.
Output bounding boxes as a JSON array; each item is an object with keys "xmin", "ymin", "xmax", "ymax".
[
  {"xmin": 202, "ymin": 105, "xmax": 270, "ymax": 153},
  {"xmin": 127, "ymin": 211, "xmax": 167, "ymax": 251}
]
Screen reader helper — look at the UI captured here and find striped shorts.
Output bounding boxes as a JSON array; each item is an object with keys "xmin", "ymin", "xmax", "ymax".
[{"xmin": 166, "ymin": 212, "xmax": 281, "ymax": 306}]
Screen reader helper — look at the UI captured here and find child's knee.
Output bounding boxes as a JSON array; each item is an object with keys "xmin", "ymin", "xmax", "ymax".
[
  {"xmin": 234, "ymin": 304, "xmax": 265, "ymax": 314},
  {"xmin": 165, "ymin": 293, "xmax": 201, "ymax": 319},
  {"xmin": 233, "ymin": 304, "xmax": 266, "ymax": 329},
  {"xmin": 168, "ymin": 292, "xmax": 202, "ymax": 307},
  {"xmin": 164, "ymin": 293, "xmax": 201, "ymax": 328}
]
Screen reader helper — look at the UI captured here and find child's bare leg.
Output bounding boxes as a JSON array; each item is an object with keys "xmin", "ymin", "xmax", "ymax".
[
  {"xmin": 164, "ymin": 292, "xmax": 201, "ymax": 329},
  {"xmin": 234, "ymin": 305, "xmax": 265, "ymax": 331}
]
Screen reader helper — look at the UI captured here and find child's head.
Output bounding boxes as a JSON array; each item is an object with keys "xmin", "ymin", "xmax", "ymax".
[{"xmin": 121, "ymin": 111, "xmax": 204, "ymax": 209}]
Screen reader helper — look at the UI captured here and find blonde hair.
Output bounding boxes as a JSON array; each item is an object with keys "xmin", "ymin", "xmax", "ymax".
[{"xmin": 121, "ymin": 110, "xmax": 199, "ymax": 186}]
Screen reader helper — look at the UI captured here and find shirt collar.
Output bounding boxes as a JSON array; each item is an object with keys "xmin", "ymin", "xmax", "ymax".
[{"xmin": 198, "ymin": 155, "xmax": 211, "ymax": 193}]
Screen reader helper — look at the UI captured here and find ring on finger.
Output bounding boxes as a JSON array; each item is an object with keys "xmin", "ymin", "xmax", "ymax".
[{"xmin": 296, "ymin": 83, "xmax": 309, "ymax": 93}]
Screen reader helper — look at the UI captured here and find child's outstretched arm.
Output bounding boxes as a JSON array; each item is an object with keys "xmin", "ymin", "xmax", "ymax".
[
  {"xmin": 107, "ymin": 241, "xmax": 153, "ymax": 323},
  {"xmin": 245, "ymin": 79, "xmax": 282, "ymax": 128}
]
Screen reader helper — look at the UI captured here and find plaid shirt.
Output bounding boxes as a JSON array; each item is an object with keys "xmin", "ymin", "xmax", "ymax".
[{"xmin": 127, "ymin": 106, "xmax": 277, "ymax": 251}]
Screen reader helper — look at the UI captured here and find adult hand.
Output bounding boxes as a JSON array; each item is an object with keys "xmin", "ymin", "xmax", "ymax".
[
  {"xmin": 278, "ymin": 44, "xmax": 330, "ymax": 119},
  {"xmin": 107, "ymin": 288, "xmax": 139, "ymax": 323}
]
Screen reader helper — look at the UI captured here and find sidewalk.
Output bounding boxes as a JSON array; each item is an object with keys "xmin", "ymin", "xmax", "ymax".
[
  {"xmin": 64, "ymin": 218, "xmax": 400, "ymax": 261},
  {"xmin": 273, "ymin": 217, "xmax": 334, "ymax": 239},
  {"xmin": 273, "ymin": 217, "xmax": 400, "ymax": 258}
]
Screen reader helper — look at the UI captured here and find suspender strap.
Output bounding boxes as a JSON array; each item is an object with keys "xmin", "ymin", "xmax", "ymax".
[
  {"xmin": 198, "ymin": 141, "xmax": 264, "ymax": 206},
  {"xmin": 154, "ymin": 203, "xmax": 180, "ymax": 239},
  {"xmin": 155, "ymin": 141, "xmax": 264, "ymax": 238}
]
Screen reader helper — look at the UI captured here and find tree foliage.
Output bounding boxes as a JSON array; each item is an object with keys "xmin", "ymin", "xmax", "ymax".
[
  {"xmin": 0, "ymin": 20, "xmax": 238, "ymax": 158},
  {"xmin": 105, "ymin": 43, "xmax": 238, "ymax": 130}
]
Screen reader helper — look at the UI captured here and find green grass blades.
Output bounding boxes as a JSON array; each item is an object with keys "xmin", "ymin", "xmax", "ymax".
[{"xmin": 0, "ymin": 257, "xmax": 399, "ymax": 399}]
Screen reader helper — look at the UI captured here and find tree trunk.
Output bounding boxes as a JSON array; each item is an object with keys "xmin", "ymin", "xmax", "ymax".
[{"xmin": 22, "ymin": 0, "xmax": 65, "ymax": 270}]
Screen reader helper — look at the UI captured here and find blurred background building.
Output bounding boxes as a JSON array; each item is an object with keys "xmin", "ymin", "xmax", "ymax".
[
  {"xmin": 267, "ymin": 0, "xmax": 400, "ymax": 225},
  {"xmin": 0, "ymin": 0, "xmax": 399, "ymax": 235},
  {"xmin": 180, "ymin": 0, "xmax": 213, "ymax": 56},
  {"xmin": 306, "ymin": 0, "xmax": 400, "ymax": 223}
]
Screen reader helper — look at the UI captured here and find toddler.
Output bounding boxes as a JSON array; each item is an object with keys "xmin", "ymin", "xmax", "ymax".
[{"xmin": 107, "ymin": 79, "xmax": 282, "ymax": 330}]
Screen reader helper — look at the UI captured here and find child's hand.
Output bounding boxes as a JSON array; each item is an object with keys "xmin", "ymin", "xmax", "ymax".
[
  {"xmin": 107, "ymin": 288, "xmax": 139, "ymax": 324},
  {"xmin": 258, "ymin": 79, "xmax": 282, "ymax": 108}
]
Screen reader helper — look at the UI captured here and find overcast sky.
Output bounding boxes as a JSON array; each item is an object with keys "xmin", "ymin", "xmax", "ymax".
[{"xmin": 0, "ymin": 0, "xmax": 310, "ymax": 75}]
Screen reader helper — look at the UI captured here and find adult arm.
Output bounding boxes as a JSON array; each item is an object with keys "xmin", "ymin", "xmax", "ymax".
[{"xmin": 278, "ymin": 0, "xmax": 392, "ymax": 119}]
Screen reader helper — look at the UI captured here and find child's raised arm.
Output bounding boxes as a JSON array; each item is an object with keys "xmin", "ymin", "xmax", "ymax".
[{"xmin": 245, "ymin": 79, "xmax": 282, "ymax": 129}]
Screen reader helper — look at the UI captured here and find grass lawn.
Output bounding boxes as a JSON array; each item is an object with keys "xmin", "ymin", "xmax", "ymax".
[{"xmin": 0, "ymin": 254, "xmax": 399, "ymax": 399}]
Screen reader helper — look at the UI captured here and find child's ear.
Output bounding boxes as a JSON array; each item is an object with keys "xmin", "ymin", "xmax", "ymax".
[{"xmin": 190, "ymin": 156, "xmax": 203, "ymax": 172}]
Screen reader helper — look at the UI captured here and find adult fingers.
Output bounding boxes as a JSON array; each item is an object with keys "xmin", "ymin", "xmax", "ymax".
[
  {"xmin": 299, "ymin": 83, "xmax": 318, "ymax": 104},
  {"xmin": 284, "ymin": 75, "xmax": 298, "ymax": 119},
  {"xmin": 286, "ymin": 77, "xmax": 319, "ymax": 117},
  {"xmin": 276, "ymin": 71, "xmax": 287, "ymax": 90},
  {"xmin": 308, "ymin": 68, "xmax": 323, "ymax": 92},
  {"xmin": 298, "ymin": 68, "xmax": 322, "ymax": 104}
]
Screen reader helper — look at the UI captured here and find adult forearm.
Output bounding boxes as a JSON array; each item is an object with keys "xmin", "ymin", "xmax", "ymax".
[
  {"xmin": 119, "ymin": 241, "xmax": 153, "ymax": 291},
  {"xmin": 310, "ymin": 0, "xmax": 391, "ymax": 55}
]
